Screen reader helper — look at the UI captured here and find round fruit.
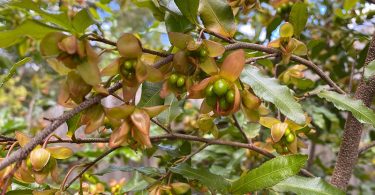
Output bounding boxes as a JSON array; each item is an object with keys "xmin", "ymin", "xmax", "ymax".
[
  {"xmin": 176, "ymin": 76, "xmax": 185, "ymax": 87},
  {"xmin": 213, "ymin": 79, "xmax": 229, "ymax": 96},
  {"xmin": 169, "ymin": 74, "xmax": 178, "ymax": 84},
  {"xmin": 284, "ymin": 128, "xmax": 291, "ymax": 136},
  {"xmin": 286, "ymin": 133, "xmax": 295, "ymax": 143},
  {"xmin": 124, "ymin": 60, "xmax": 134, "ymax": 70},
  {"xmin": 283, "ymin": 146, "xmax": 289, "ymax": 153},
  {"xmin": 205, "ymin": 85, "xmax": 214, "ymax": 97},
  {"xmin": 206, "ymin": 95, "xmax": 217, "ymax": 107},
  {"xmin": 226, "ymin": 90, "xmax": 235, "ymax": 104},
  {"xmin": 219, "ymin": 98, "xmax": 229, "ymax": 110},
  {"xmin": 199, "ymin": 49, "xmax": 208, "ymax": 58}
]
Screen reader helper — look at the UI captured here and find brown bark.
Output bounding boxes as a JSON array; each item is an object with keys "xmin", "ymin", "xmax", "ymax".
[{"xmin": 330, "ymin": 33, "xmax": 375, "ymax": 190}]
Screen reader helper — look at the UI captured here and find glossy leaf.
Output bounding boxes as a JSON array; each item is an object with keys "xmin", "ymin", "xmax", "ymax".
[
  {"xmin": 76, "ymin": 61, "xmax": 101, "ymax": 86},
  {"xmin": 40, "ymin": 32, "xmax": 67, "ymax": 57},
  {"xmin": 46, "ymin": 146, "xmax": 73, "ymax": 159},
  {"xmin": 165, "ymin": 12, "xmax": 194, "ymax": 33},
  {"xmin": 317, "ymin": 90, "xmax": 375, "ymax": 127},
  {"xmin": 138, "ymin": 82, "xmax": 164, "ymax": 107},
  {"xmin": 71, "ymin": 9, "xmax": 95, "ymax": 33},
  {"xmin": 104, "ymin": 104, "xmax": 136, "ymax": 120},
  {"xmin": 174, "ymin": 0, "xmax": 199, "ymax": 25},
  {"xmin": 271, "ymin": 122, "xmax": 288, "ymax": 142},
  {"xmin": 241, "ymin": 66, "xmax": 306, "ymax": 124},
  {"xmin": 279, "ymin": 22, "xmax": 294, "ymax": 38},
  {"xmin": 66, "ymin": 113, "xmax": 82, "ymax": 138},
  {"xmin": 168, "ymin": 32, "xmax": 192, "ymax": 49},
  {"xmin": 289, "ymin": 3, "xmax": 308, "ymax": 37},
  {"xmin": 199, "ymin": 0, "xmax": 236, "ymax": 38},
  {"xmin": 170, "ymin": 163, "xmax": 230, "ymax": 193},
  {"xmin": 231, "ymin": 154, "xmax": 308, "ymax": 194},
  {"xmin": 364, "ymin": 60, "xmax": 375, "ymax": 80},
  {"xmin": 272, "ymin": 176, "xmax": 345, "ymax": 195},
  {"xmin": 142, "ymin": 105, "xmax": 169, "ymax": 118},
  {"xmin": 117, "ymin": 33, "xmax": 143, "ymax": 59}
]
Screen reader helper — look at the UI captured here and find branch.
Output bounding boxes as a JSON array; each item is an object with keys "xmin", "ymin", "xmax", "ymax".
[
  {"xmin": 225, "ymin": 42, "xmax": 346, "ymax": 94},
  {"xmin": 232, "ymin": 114, "xmax": 251, "ymax": 144},
  {"xmin": 330, "ymin": 33, "xmax": 375, "ymax": 190},
  {"xmin": 358, "ymin": 141, "xmax": 375, "ymax": 155},
  {"xmin": 245, "ymin": 53, "xmax": 278, "ymax": 64}
]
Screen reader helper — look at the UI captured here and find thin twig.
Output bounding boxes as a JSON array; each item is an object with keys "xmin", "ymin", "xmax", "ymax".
[
  {"xmin": 151, "ymin": 118, "xmax": 172, "ymax": 134},
  {"xmin": 63, "ymin": 146, "xmax": 120, "ymax": 190},
  {"xmin": 232, "ymin": 114, "xmax": 251, "ymax": 144},
  {"xmin": 245, "ymin": 53, "xmax": 278, "ymax": 64},
  {"xmin": 358, "ymin": 141, "xmax": 375, "ymax": 155}
]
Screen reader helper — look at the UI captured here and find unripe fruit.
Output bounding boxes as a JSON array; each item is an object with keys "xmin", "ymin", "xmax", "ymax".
[
  {"xmin": 226, "ymin": 90, "xmax": 235, "ymax": 103},
  {"xmin": 124, "ymin": 60, "xmax": 134, "ymax": 70},
  {"xmin": 206, "ymin": 95, "xmax": 217, "ymax": 107},
  {"xmin": 205, "ymin": 85, "xmax": 214, "ymax": 97},
  {"xmin": 219, "ymin": 98, "xmax": 229, "ymax": 110},
  {"xmin": 176, "ymin": 76, "xmax": 185, "ymax": 87},
  {"xmin": 30, "ymin": 148, "xmax": 51, "ymax": 171},
  {"xmin": 284, "ymin": 128, "xmax": 291, "ymax": 136},
  {"xmin": 283, "ymin": 146, "xmax": 289, "ymax": 153},
  {"xmin": 286, "ymin": 133, "xmax": 295, "ymax": 143},
  {"xmin": 199, "ymin": 49, "xmax": 208, "ymax": 58},
  {"xmin": 169, "ymin": 74, "xmax": 178, "ymax": 84},
  {"xmin": 213, "ymin": 79, "xmax": 229, "ymax": 96},
  {"xmin": 171, "ymin": 182, "xmax": 190, "ymax": 194}
]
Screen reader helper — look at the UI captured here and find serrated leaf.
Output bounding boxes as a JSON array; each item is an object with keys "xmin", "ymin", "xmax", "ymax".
[
  {"xmin": 156, "ymin": 94, "xmax": 183, "ymax": 126},
  {"xmin": 272, "ymin": 176, "xmax": 345, "ymax": 195},
  {"xmin": 289, "ymin": 2, "xmax": 308, "ymax": 37},
  {"xmin": 170, "ymin": 163, "xmax": 230, "ymax": 193},
  {"xmin": 138, "ymin": 82, "xmax": 164, "ymax": 107},
  {"xmin": 317, "ymin": 90, "xmax": 375, "ymax": 127},
  {"xmin": 199, "ymin": 0, "xmax": 236, "ymax": 38},
  {"xmin": 241, "ymin": 66, "xmax": 306, "ymax": 124},
  {"xmin": 174, "ymin": 0, "xmax": 199, "ymax": 25},
  {"xmin": 231, "ymin": 155, "xmax": 308, "ymax": 194},
  {"xmin": 364, "ymin": 60, "xmax": 375, "ymax": 80},
  {"xmin": 0, "ymin": 57, "xmax": 31, "ymax": 87}
]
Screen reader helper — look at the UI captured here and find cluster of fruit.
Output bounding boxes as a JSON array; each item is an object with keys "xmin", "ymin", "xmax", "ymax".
[
  {"xmin": 273, "ymin": 128, "xmax": 295, "ymax": 154},
  {"xmin": 187, "ymin": 47, "xmax": 208, "ymax": 61},
  {"xmin": 120, "ymin": 59, "xmax": 137, "ymax": 80},
  {"xmin": 276, "ymin": 2, "xmax": 293, "ymax": 14},
  {"xmin": 205, "ymin": 79, "xmax": 235, "ymax": 111},
  {"xmin": 169, "ymin": 73, "xmax": 186, "ymax": 88}
]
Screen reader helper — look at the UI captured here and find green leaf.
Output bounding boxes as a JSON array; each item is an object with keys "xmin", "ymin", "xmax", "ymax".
[
  {"xmin": 94, "ymin": 165, "xmax": 162, "ymax": 177},
  {"xmin": 174, "ymin": 0, "xmax": 199, "ymax": 25},
  {"xmin": 11, "ymin": 0, "xmax": 72, "ymax": 31},
  {"xmin": 230, "ymin": 154, "xmax": 308, "ymax": 194},
  {"xmin": 289, "ymin": 2, "xmax": 308, "ymax": 37},
  {"xmin": 6, "ymin": 190, "xmax": 33, "ymax": 195},
  {"xmin": 0, "ymin": 57, "xmax": 31, "ymax": 88},
  {"xmin": 241, "ymin": 66, "xmax": 306, "ymax": 124},
  {"xmin": 159, "ymin": 0, "xmax": 183, "ymax": 15},
  {"xmin": 156, "ymin": 94, "xmax": 183, "ymax": 126},
  {"xmin": 199, "ymin": 0, "xmax": 236, "ymax": 38},
  {"xmin": 272, "ymin": 176, "xmax": 345, "ymax": 195},
  {"xmin": 72, "ymin": 9, "xmax": 96, "ymax": 33},
  {"xmin": 317, "ymin": 90, "xmax": 375, "ymax": 127},
  {"xmin": 364, "ymin": 60, "xmax": 375, "ymax": 80},
  {"xmin": 170, "ymin": 163, "xmax": 231, "ymax": 193},
  {"xmin": 66, "ymin": 113, "xmax": 82, "ymax": 138},
  {"xmin": 165, "ymin": 12, "xmax": 194, "ymax": 33},
  {"xmin": 343, "ymin": 0, "xmax": 359, "ymax": 11},
  {"xmin": 138, "ymin": 82, "xmax": 164, "ymax": 107},
  {"xmin": 122, "ymin": 171, "xmax": 150, "ymax": 192},
  {"xmin": 0, "ymin": 20, "xmax": 60, "ymax": 48},
  {"xmin": 266, "ymin": 16, "xmax": 282, "ymax": 39},
  {"xmin": 132, "ymin": 0, "xmax": 165, "ymax": 21}
]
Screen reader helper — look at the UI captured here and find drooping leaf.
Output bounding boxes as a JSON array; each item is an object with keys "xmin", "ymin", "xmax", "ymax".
[
  {"xmin": 11, "ymin": 0, "xmax": 72, "ymax": 31},
  {"xmin": 71, "ymin": 9, "xmax": 96, "ymax": 33},
  {"xmin": 170, "ymin": 163, "xmax": 231, "ymax": 193},
  {"xmin": 199, "ymin": 0, "xmax": 236, "ymax": 38},
  {"xmin": 0, "ymin": 57, "xmax": 31, "ymax": 87},
  {"xmin": 272, "ymin": 176, "xmax": 345, "ymax": 195},
  {"xmin": 230, "ymin": 154, "xmax": 308, "ymax": 194},
  {"xmin": 241, "ymin": 66, "xmax": 306, "ymax": 124},
  {"xmin": 364, "ymin": 60, "xmax": 375, "ymax": 80},
  {"xmin": 289, "ymin": 2, "xmax": 308, "ymax": 37},
  {"xmin": 317, "ymin": 90, "xmax": 375, "ymax": 127},
  {"xmin": 174, "ymin": 0, "xmax": 200, "ymax": 25},
  {"xmin": 0, "ymin": 20, "xmax": 59, "ymax": 48},
  {"xmin": 122, "ymin": 171, "xmax": 150, "ymax": 192},
  {"xmin": 138, "ymin": 82, "xmax": 164, "ymax": 107}
]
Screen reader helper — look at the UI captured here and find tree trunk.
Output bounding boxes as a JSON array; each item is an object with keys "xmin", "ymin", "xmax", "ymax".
[{"xmin": 330, "ymin": 33, "xmax": 375, "ymax": 190}]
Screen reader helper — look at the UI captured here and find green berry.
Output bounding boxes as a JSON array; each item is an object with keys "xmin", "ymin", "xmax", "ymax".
[
  {"xmin": 124, "ymin": 60, "xmax": 134, "ymax": 70},
  {"xmin": 284, "ymin": 128, "xmax": 291, "ymax": 136},
  {"xmin": 213, "ymin": 79, "xmax": 229, "ymax": 96},
  {"xmin": 205, "ymin": 85, "xmax": 214, "ymax": 97},
  {"xmin": 225, "ymin": 90, "xmax": 235, "ymax": 104},
  {"xmin": 199, "ymin": 49, "xmax": 208, "ymax": 58},
  {"xmin": 176, "ymin": 76, "xmax": 185, "ymax": 87},
  {"xmin": 219, "ymin": 98, "xmax": 229, "ymax": 110},
  {"xmin": 283, "ymin": 146, "xmax": 289, "ymax": 153},
  {"xmin": 206, "ymin": 95, "xmax": 217, "ymax": 107},
  {"xmin": 286, "ymin": 133, "xmax": 295, "ymax": 143},
  {"xmin": 169, "ymin": 74, "xmax": 178, "ymax": 84}
]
